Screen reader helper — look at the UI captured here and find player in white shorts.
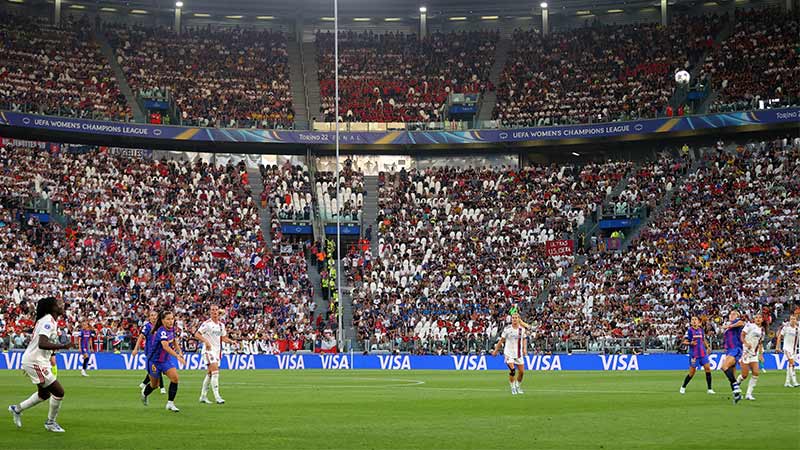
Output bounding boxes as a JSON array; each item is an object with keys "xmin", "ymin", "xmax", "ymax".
[
  {"xmin": 737, "ymin": 314, "xmax": 764, "ymax": 401},
  {"xmin": 775, "ymin": 314, "xmax": 799, "ymax": 387},
  {"xmin": 492, "ymin": 313, "xmax": 527, "ymax": 395},
  {"xmin": 194, "ymin": 305, "xmax": 236, "ymax": 404},
  {"xmin": 7, "ymin": 297, "xmax": 71, "ymax": 432}
]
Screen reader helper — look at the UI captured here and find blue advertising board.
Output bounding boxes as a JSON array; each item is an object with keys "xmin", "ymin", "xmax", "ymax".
[
  {"xmin": 1, "ymin": 108, "xmax": 797, "ymax": 146},
  {"xmin": 324, "ymin": 225, "xmax": 360, "ymax": 235},
  {"xmin": 1, "ymin": 352, "xmax": 797, "ymax": 372},
  {"xmin": 281, "ymin": 224, "xmax": 313, "ymax": 234}
]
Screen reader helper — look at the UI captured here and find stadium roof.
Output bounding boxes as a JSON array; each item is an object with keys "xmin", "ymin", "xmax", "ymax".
[{"xmin": 28, "ymin": 0, "xmax": 746, "ymax": 22}]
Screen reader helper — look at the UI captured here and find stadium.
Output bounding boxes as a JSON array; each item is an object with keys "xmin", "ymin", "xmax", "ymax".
[{"xmin": 0, "ymin": 0, "xmax": 799, "ymax": 448}]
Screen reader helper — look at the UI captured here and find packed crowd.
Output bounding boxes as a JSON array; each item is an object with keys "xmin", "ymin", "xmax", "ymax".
[
  {"xmin": 544, "ymin": 139, "xmax": 800, "ymax": 352},
  {"xmin": 494, "ymin": 15, "xmax": 725, "ymax": 126},
  {"xmin": 704, "ymin": 8, "xmax": 800, "ymax": 112},
  {"xmin": 108, "ymin": 25, "xmax": 294, "ymax": 128},
  {"xmin": 0, "ymin": 14, "xmax": 130, "ymax": 121},
  {"xmin": 316, "ymin": 30, "xmax": 498, "ymax": 123},
  {"xmin": 353, "ymin": 162, "xmax": 631, "ymax": 351},
  {"xmin": 0, "ymin": 145, "xmax": 315, "ymax": 352}
]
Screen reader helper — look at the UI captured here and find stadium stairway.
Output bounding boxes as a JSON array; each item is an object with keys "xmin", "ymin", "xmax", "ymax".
[
  {"xmin": 93, "ymin": 30, "xmax": 145, "ymax": 123},
  {"xmin": 246, "ymin": 167, "xmax": 273, "ymax": 251},
  {"xmin": 363, "ymin": 175, "xmax": 380, "ymax": 256},
  {"xmin": 341, "ymin": 287, "xmax": 356, "ymax": 351},
  {"xmin": 476, "ymin": 38, "xmax": 511, "ymax": 123},
  {"xmin": 288, "ymin": 38, "xmax": 309, "ymax": 129},
  {"xmin": 301, "ymin": 42, "xmax": 322, "ymax": 124},
  {"xmin": 621, "ymin": 148, "xmax": 704, "ymax": 251}
]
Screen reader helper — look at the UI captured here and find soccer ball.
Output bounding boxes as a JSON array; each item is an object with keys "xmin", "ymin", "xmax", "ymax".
[{"xmin": 674, "ymin": 70, "xmax": 691, "ymax": 85}]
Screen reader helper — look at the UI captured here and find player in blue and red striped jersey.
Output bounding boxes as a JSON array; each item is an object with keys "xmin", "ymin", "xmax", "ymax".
[
  {"xmin": 141, "ymin": 310, "xmax": 185, "ymax": 412},
  {"xmin": 719, "ymin": 310, "xmax": 745, "ymax": 404},
  {"xmin": 679, "ymin": 316, "xmax": 715, "ymax": 395},
  {"xmin": 79, "ymin": 320, "xmax": 95, "ymax": 377},
  {"xmin": 131, "ymin": 310, "xmax": 165, "ymax": 394}
]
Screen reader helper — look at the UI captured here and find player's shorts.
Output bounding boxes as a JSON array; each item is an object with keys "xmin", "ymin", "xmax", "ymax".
[
  {"xmin": 724, "ymin": 347, "xmax": 742, "ymax": 360},
  {"xmin": 203, "ymin": 350, "xmax": 220, "ymax": 366},
  {"xmin": 740, "ymin": 351, "xmax": 759, "ymax": 365},
  {"xmin": 782, "ymin": 349, "xmax": 797, "ymax": 361},
  {"xmin": 689, "ymin": 355, "xmax": 710, "ymax": 368},
  {"xmin": 147, "ymin": 358, "xmax": 176, "ymax": 377},
  {"xmin": 22, "ymin": 362, "xmax": 56, "ymax": 387},
  {"xmin": 504, "ymin": 356, "xmax": 524, "ymax": 366}
]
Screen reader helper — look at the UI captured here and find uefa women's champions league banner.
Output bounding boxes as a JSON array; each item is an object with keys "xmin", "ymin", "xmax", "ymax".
[
  {"xmin": 1, "ymin": 352, "xmax": 798, "ymax": 371},
  {"xmin": 1, "ymin": 108, "xmax": 799, "ymax": 146}
]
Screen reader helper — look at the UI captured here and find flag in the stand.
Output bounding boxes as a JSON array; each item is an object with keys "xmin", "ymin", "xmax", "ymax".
[{"xmin": 211, "ymin": 249, "xmax": 231, "ymax": 259}]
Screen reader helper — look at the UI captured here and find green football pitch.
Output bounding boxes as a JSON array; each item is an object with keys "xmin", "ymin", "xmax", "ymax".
[{"xmin": 1, "ymin": 370, "xmax": 798, "ymax": 449}]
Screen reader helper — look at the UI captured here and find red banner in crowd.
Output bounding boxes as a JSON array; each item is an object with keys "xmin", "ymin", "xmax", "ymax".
[
  {"xmin": 735, "ymin": 246, "xmax": 776, "ymax": 254},
  {"xmin": 545, "ymin": 239, "xmax": 574, "ymax": 256}
]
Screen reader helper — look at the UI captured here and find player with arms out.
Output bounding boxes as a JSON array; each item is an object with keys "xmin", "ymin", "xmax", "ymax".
[
  {"xmin": 79, "ymin": 319, "xmax": 95, "ymax": 377},
  {"xmin": 492, "ymin": 313, "xmax": 527, "ymax": 395},
  {"xmin": 679, "ymin": 316, "xmax": 715, "ymax": 394},
  {"xmin": 132, "ymin": 310, "xmax": 165, "ymax": 394},
  {"xmin": 775, "ymin": 314, "xmax": 799, "ymax": 387},
  {"xmin": 195, "ymin": 305, "xmax": 237, "ymax": 404},
  {"xmin": 719, "ymin": 311, "xmax": 745, "ymax": 404},
  {"xmin": 736, "ymin": 313, "xmax": 764, "ymax": 400},
  {"xmin": 8, "ymin": 297, "xmax": 71, "ymax": 432},
  {"xmin": 142, "ymin": 310, "xmax": 186, "ymax": 412}
]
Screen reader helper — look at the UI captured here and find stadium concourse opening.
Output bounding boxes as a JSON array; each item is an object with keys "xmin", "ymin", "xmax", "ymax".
[{"xmin": 0, "ymin": 0, "xmax": 799, "ymax": 448}]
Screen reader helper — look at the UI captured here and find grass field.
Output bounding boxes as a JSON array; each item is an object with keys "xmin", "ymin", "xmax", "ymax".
[{"xmin": 1, "ymin": 369, "xmax": 798, "ymax": 450}]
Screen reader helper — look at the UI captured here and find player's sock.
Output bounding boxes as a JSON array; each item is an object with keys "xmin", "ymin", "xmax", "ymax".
[
  {"xmin": 143, "ymin": 384, "xmax": 155, "ymax": 397},
  {"xmin": 82, "ymin": 357, "xmax": 88, "ymax": 371},
  {"xmin": 142, "ymin": 373, "xmax": 151, "ymax": 385},
  {"xmin": 791, "ymin": 366, "xmax": 798, "ymax": 385},
  {"xmin": 201, "ymin": 374, "xmax": 210, "ymax": 398},
  {"xmin": 19, "ymin": 392, "xmax": 45, "ymax": 411},
  {"xmin": 681, "ymin": 374, "xmax": 693, "ymax": 388},
  {"xmin": 746, "ymin": 376, "xmax": 758, "ymax": 396},
  {"xmin": 736, "ymin": 374, "xmax": 743, "ymax": 384},
  {"xmin": 786, "ymin": 367, "xmax": 792, "ymax": 385},
  {"xmin": 210, "ymin": 372, "xmax": 220, "ymax": 400},
  {"xmin": 168, "ymin": 382, "xmax": 178, "ymax": 402},
  {"xmin": 723, "ymin": 368, "xmax": 736, "ymax": 386},
  {"xmin": 159, "ymin": 373, "xmax": 164, "ymax": 388},
  {"xmin": 705, "ymin": 372, "xmax": 712, "ymax": 390},
  {"xmin": 47, "ymin": 396, "xmax": 62, "ymax": 422}
]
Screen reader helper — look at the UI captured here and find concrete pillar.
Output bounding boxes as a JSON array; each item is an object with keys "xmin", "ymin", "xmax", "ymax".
[
  {"xmin": 661, "ymin": 0, "xmax": 668, "ymax": 27},
  {"xmin": 541, "ymin": 3, "xmax": 549, "ymax": 36},
  {"xmin": 174, "ymin": 6, "xmax": 182, "ymax": 35},
  {"xmin": 419, "ymin": 7, "xmax": 427, "ymax": 40},
  {"xmin": 54, "ymin": 0, "xmax": 61, "ymax": 26}
]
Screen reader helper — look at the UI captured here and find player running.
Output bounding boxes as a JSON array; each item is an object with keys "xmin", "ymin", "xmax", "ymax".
[
  {"xmin": 679, "ymin": 316, "xmax": 715, "ymax": 394},
  {"xmin": 132, "ymin": 310, "xmax": 165, "ymax": 394},
  {"xmin": 195, "ymin": 305, "xmax": 237, "ymax": 404},
  {"xmin": 775, "ymin": 314, "xmax": 799, "ymax": 387},
  {"xmin": 8, "ymin": 297, "xmax": 71, "ymax": 432},
  {"xmin": 491, "ymin": 313, "xmax": 527, "ymax": 395},
  {"xmin": 719, "ymin": 310, "xmax": 745, "ymax": 404},
  {"xmin": 141, "ymin": 310, "xmax": 186, "ymax": 412},
  {"xmin": 79, "ymin": 320, "xmax": 95, "ymax": 377},
  {"xmin": 736, "ymin": 314, "xmax": 764, "ymax": 400}
]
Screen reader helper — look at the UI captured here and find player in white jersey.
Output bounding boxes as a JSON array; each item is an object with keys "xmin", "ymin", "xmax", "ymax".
[
  {"xmin": 194, "ymin": 305, "xmax": 236, "ymax": 404},
  {"xmin": 7, "ymin": 297, "xmax": 71, "ymax": 432},
  {"xmin": 491, "ymin": 313, "xmax": 527, "ymax": 395},
  {"xmin": 737, "ymin": 314, "xmax": 764, "ymax": 401},
  {"xmin": 775, "ymin": 314, "xmax": 799, "ymax": 387}
]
